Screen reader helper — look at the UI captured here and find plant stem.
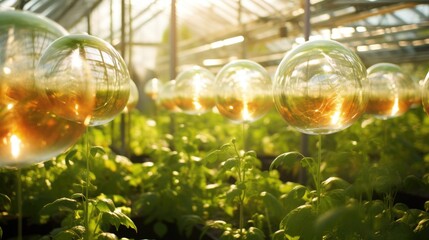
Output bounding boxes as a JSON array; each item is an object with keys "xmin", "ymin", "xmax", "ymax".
[
  {"xmin": 242, "ymin": 123, "xmax": 247, "ymax": 151},
  {"xmin": 84, "ymin": 129, "xmax": 90, "ymax": 240},
  {"xmin": 17, "ymin": 168, "xmax": 22, "ymax": 240},
  {"xmin": 316, "ymin": 134, "xmax": 322, "ymax": 213},
  {"xmin": 232, "ymin": 140, "xmax": 245, "ymax": 236}
]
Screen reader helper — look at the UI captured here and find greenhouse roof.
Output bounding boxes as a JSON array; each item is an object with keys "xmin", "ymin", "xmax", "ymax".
[{"xmin": 1, "ymin": 0, "xmax": 428, "ymax": 73}]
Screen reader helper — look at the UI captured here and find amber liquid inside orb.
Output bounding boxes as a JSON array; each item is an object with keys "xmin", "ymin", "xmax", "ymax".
[
  {"xmin": 174, "ymin": 96, "xmax": 215, "ymax": 114},
  {"xmin": 216, "ymin": 96, "xmax": 272, "ymax": 123},
  {"xmin": 275, "ymin": 93, "xmax": 365, "ymax": 135},
  {"xmin": 365, "ymin": 96, "xmax": 410, "ymax": 119},
  {"xmin": 160, "ymin": 98, "xmax": 181, "ymax": 112},
  {"xmin": 45, "ymin": 88, "xmax": 94, "ymax": 125},
  {"xmin": 91, "ymin": 89, "xmax": 130, "ymax": 124},
  {"xmin": 0, "ymin": 77, "xmax": 86, "ymax": 166},
  {"xmin": 145, "ymin": 91, "xmax": 158, "ymax": 101}
]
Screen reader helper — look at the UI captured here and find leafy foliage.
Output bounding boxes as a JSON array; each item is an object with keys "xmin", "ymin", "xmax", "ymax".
[{"xmin": 1, "ymin": 108, "xmax": 429, "ymax": 239}]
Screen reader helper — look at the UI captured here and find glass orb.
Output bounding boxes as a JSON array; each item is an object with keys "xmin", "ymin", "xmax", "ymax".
[
  {"xmin": 144, "ymin": 78, "xmax": 162, "ymax": 101},
  {"xmin": 159, "ymin": 80, "xmax": 181, "ymax": 113},
  {"xmin": 36, "ymin": 34, "xmax": 130, "ymax": 126},
  {"xmin": 421, "ymin": 72, "xmax": 429, "ymax": 115},
  {"xmin": 215, "ymin": 59, "xmax": 272, "ymax": 123},
  {"xmin": 273, "ymin": 39, "xmax": 368, "ymax": 135},
  {"xmin": 409, "ymin": 79, "xmax": 422, "ymax": 109},
  {"xmin": 0, "ymin": 10, "xmax": 86, "ymax": 167},
  {"xmin": 123, "ymin": 80, "xmax": 139, "ymax": 113},
  {"xmin": 174, "ymin": 66, "xmax": 216, "ymax": 115},
  {"xmin": 365, "ymin": 63, "xmax": 414, "ymax": 119}
]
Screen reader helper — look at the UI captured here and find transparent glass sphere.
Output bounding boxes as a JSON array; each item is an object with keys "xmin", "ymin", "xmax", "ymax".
[
  {"xmin": 273, "ymin": 39, "xmax": 368, "ymax": 135},
  {"xmin": 365, "ymin": 63, "xmax": 414, "ymax": 119},
  {"xmin": 0, "ymin": 10, "xmax": 86, "ymax": 167},
  {"xmin": 144, "ymin": 78, "xmax": 162, "ymax": 101},
  {"xmin": 215, "ymin": 59, "xmax": 272, "ymax": 123},
  {"xmin": 409, "ymin": 79, "xmax": 422, "ymax": 109},
  {"xmin": 36, "ymin": 34, "xmax": 130, "ymax": 126},
  {"xmin": 174, "ymin": 66, "xmax": 216, "ymax": 115},
  {"xmin": 421, "ymin": 71, "xmax": 429, "ymax": 115},
  {"xmin": 159, "ymin": 80, "xmax": 181, "ymax": 113},
  {"xmin": 123, "ymin": 79, "xmax": 139, "ymax": 113}
]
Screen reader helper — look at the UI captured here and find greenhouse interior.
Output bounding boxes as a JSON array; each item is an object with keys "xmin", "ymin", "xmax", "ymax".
[{"xmin": 1, "ymin": 0, "xmax": 429, "ymax": 239}]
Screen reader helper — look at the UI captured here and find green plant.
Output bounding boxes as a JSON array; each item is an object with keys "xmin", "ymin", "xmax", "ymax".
[
  {"xmin": 39, "ymin": 144, "xmax": 137, "ymax": 239},
  {"xmin": 40, "ymin": 193, "xmax": 136, "ymax": 239}
]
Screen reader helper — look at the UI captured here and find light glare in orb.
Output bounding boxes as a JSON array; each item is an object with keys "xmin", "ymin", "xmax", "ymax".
[
  {"xmin": 215, "ymin": 60, "xmax": 272, "ymax": 123},
  {"xmin": 71, "ymin": 49, "xmax": 83, "ymax": 69},
  {"xmin": 10, "ymin": 134, "xmax": 21, "ymax": 159},
  {"xmin": 272, "ymin": 39, "xmax": 368, "ymax": 135},
  {"xmin": 3, "ymin": 67, "xmax": 11, "ymax": 75}
]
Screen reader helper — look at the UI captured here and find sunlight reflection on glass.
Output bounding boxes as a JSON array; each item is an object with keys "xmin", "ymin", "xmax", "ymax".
[{"xmin": 10, "ymin": 135, "xmax": 21, "ymax": 159}]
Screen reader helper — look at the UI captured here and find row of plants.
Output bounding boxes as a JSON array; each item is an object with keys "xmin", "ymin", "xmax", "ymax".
[{"xmin": 1, "ymin": 106, "xmax": 429, "ymax": 239}]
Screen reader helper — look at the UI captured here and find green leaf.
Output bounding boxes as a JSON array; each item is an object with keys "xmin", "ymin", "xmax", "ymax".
[
  {"xmin": 314, "ymin": 205, "xmax": 364, "ymax": 238},
  {"xmin": 225, "ymin": 185, "xmax": 242, "ymax": 203},
  {"xmin": 103, "ymin": 211, "xmax": 121, "ymax": 230},
  {"xmin": 244, "ymin": 150, "xmax": 257, "ymax": 158},
  {"xmin": 220, "ymin": 142, "xmax": 233, "ymax": 151},
  {"xmin": 71, "ymin": 193, "xmax": 86, "ymax": 201},
  {"xmin": 53, "ymin": 226, "xmax": 85, "ymax": 240},
  {"xmin": 65, "ymin": 149, "xmax": 77, "ymax": 167},
  {"xmin": 96, "ymin": 198, "xmax": 116, "ymax": 213},
  {"xmin": 221, "ymin": 157, "xmax": 239, "ymax": 171},
  {"xmin": 220, "ymin": 142, "xmax": 235, "ymax": 156},
  {"xmin": 178, "ymin": 215, "xmax": 203, "ymax": 237},
  {"xmin": 322, "ymin": 177, "xmax": 351, "ymax": 191},
  {"xmin": 154, "ymin": 221, "xmax": 168, "ymax": 238},
  {"xmin": 272, "ymin": 230, "xmax": 286, "ymax": 240},
  {"xmin": 90, "ymin": 146, "xmax": 106, "ymax": 157},
  {"xmin": 115, "ymin": 210, "xmax": 137, "ymax": 231},
  {"xmin": 281, "ymin": 185, "xmax": 308, "ymax": 215},
  {"xmin": 245, "ymin": 227, "xmax": 265, "ymax": 240},
  {"xmin": 260, "ymin": 191, "xmax": 285, "ymax": 219},
  {"xmin": 300, "ymin": 157, "xmax": 316, "ymax": 171},
  {"xmin": 204, "ymin": 149, "xmax": 221, "ymax": 164},
  {"xmin": 40, "ymin": 197, "xmax": 79, "ymax": 215},
  {"xmin": 270, "ymin": 152, "xmax": 304, "ymax": 170},
  {"xmin": 0, "ymin": 193, "xmax": 11, "ymax": 211},
  {"xmin": 415, "ymin": 218, "xmax": 429, "ymax": 236},
  {"xmin": 0, "ymin": 227, "xmax": 2, "ymax": 239},
  {"xmin": 98, "ymin": 232, "xmax": 119, "ymax": 240},
  {"xmin": 280, "ymin": 204, "xmax": 316, "ymax": 239}
]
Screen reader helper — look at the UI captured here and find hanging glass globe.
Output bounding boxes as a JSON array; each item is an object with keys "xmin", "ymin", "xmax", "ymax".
[
  {"xmin": 144, "ymin": 78, "xmax": 162, "ymax": 101},
  {"xmin": 0, "ymin": 10, "xmax": 87, "ymax": 167},
  {"xmin": 422, "ymin": 71, "xmax": 429, "ymax": 115},
  {"xmin": 215, "ymin": 59, "xmax": 272, "ymax": 123},
  {"xmin": 36, "ymin": 34, "xmax": 130, "ymax": 126},
  {"xmin": 123, "ymin": 80, "xmax": 139, "ymax": 113},
  {"xmin": 365, "ymin": 63, "xmax": 414, "ymax": 119},
  {"xmin": 174, "ymin": 66, "xmax": 216, "ymax": 115},
  {"xmin": 159, "ymin": 80, "xmax": 181, "ymax": 113},
  {"xmin": 273, "ymin": 39, "xmax": 368, "ymax": 135}
]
